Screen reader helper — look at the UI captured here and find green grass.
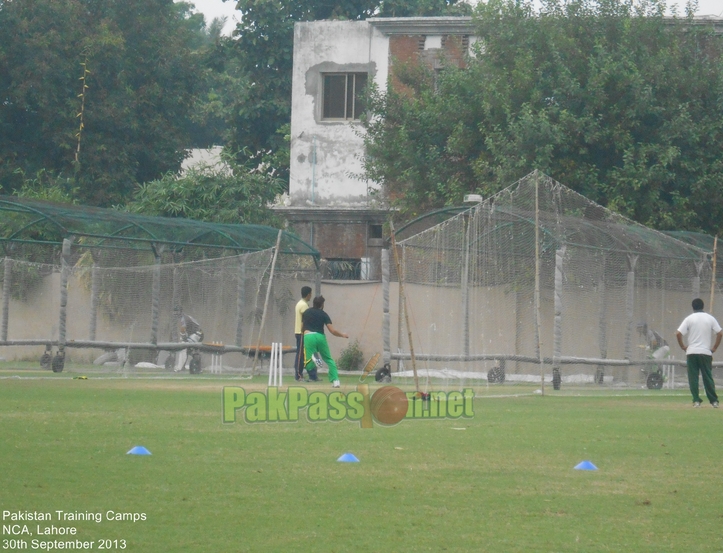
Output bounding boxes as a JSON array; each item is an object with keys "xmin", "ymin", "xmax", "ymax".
[{"xmin": 1, "ymin": 372, "xmax": 722, "ymax": 552}]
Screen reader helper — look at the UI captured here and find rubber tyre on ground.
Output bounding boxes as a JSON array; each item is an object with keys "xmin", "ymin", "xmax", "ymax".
[
  {"xmin": 40, "ymin": 352, "xmax": 52, "ymax": 370},
  {"xmin": 375, "ymin": 365, "xmax": 391, "ymax": 383},
  {"xmin": 189, "ymin": 353, "xmax": 202, "ymax": 374},
  {"xmin": 51, "ymin": 354, "xmax": 65, "ymax": 373},
  {"xmin": 487, "ymin": 366, "xmax": 505, "ymax": 384},
  {"xmin": 646, "ymin": 371, "xmax": 664, "ymax": 390},
  {"xmin": 594, "ymin": 368, "xmax": 604, "ymax": 385}
]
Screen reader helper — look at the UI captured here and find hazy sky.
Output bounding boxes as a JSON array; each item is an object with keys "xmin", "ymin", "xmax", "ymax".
[{"xmin": 183, "ymin": 0, "xmax": 723, "ymax": 36}]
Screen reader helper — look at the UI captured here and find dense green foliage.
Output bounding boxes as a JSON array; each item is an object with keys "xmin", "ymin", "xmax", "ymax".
[
  {"xmin": 362, "ymin": 0, "xmax": 723, "ymax": 234},
  {"xmin": 0, "ymin": 0, "xmax": 208, "ymax": 206},
  {"xmin": 125, "ymin": 152, "xmax": 284, "ymax": 226}
]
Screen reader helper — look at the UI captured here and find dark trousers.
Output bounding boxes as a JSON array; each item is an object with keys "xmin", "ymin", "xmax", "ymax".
[
  {"xmin": 294, "ymin": 333, "xmax": 304, "ymax": 380},
  {"xmin": 686, "ymin": 354, "xmax": 719, "ymax": 404}
]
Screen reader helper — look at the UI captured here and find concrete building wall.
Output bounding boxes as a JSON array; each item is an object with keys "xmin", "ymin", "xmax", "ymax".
[{"xmin": 289, "ymin": 20, "xmax": 389, "ymax": 207}]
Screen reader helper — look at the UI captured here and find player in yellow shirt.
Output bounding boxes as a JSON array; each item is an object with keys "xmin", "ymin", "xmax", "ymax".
[{"xmin": 294, "ymin": 286, "xmax": 312, "ymax": 380}]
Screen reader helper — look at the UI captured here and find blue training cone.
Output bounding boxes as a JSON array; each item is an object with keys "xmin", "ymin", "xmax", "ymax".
[
  {"xmin": 574, "ymin": 460, "xmax": 597, "ymax": 471},
  {"xmin": 337, "ymin": 452, "xmax": 360, "ymax": 463},
  {"xmin": 127, "ymin": 446, "xmax": 152, "ymax": 455}
]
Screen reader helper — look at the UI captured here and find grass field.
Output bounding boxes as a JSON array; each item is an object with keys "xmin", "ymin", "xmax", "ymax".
[{"xmin": 1, "ymin": 368, "xmax": 722, "ymax": 552}]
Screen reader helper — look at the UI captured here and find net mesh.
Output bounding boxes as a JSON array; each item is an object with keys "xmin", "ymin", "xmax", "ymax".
[
  {"xmin": 1, "ymin": 248, "xmax": 317, "ymax": 371},
  {"xmin": 392, "ymin": 171, "xmax": 720, "ymax": 390}
]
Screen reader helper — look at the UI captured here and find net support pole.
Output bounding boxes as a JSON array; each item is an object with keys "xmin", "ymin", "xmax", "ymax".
[
  {"xmin": 552, "ymin": 246, "xmax": 565, "ymax": 375},
  {"xmin": 461, "ymin": 213, "xmax": 471, "ymax": 359},
  {"xmin": 89, "ymin": 263, "xmax": 99, "ymax": 341},
  {"xmin": 58, "ymin": 239, "xmax": 72, "ymax": 351},
  {"xmin": 597, "ymin": 266, "xmax": 608, "ymax": 382},
  {"xmin": 390, "ymin": 221, "xmax": 419, "ymax": 393},
  {"xmin": 171, "ymin": 263, "xmax": 181, "ymax": 343},
  {"xmin": 382, "ymin": 248, "xmax": 391, "ymax": 366},
  {"xmin": 235, "ymin": 257, "xmax": 246, "ymax": 347},
  {"xmin": 396, "ymin": 246, "xmax": 406, "ymax": 372},
  {"xmin": 252, "ymin": 230, "xmax": 283, "ymax": 375},
  {"xmin": 709, "ymin": 236, "xmax": 717, "ymax": 313},
  {"xmin": 2, "ymin": 257, "xmax": 12, "ymax": 342},
  {"xmin": 150, "ymin": 248, "xmax": 162, "ymax": 345},
  {"xmin": 534, "ymin": 172, "xmax": 545, "ymax": 395},
  {"xmin": 624, "ymin": 254, "xmax": 638, "ymax": 360},
  {"xmin": 693, "ymin": 260, "xmax": 703, "ymax": 298}
]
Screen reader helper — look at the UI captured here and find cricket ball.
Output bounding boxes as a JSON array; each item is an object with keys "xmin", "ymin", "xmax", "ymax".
[{"xmin": 370, "ymin": 386, "xmax": 408, "ymax": 426}]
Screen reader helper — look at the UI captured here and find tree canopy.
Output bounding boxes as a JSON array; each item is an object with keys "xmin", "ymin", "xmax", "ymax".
[
  {"xmin": 361, "ymin": 0, "xmax": 723, "ymax": 235},
  {"xmin": 0, "ymin": 0, "xmax": 208, "ymax": 206},
  {"xmin": 124, "ymin": 151, "xmax": 284, "ymax": 226}
]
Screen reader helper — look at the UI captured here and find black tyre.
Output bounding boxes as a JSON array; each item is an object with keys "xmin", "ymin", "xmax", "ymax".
[
  {"xmin": 487, "ymin": 366, "xmax": 505, "ymax": 384},
  {"xmin": 375, "ymin": 365, "xmax": 391, "ymax": 383},
  {"xmin": 646, "ymin": 371, "xmax": 664, "ymax": 390},
  {"xmin": 594, "ymin": 368, "xmax": 604, "ymax": 385},
  {"xmin": 51, "ymin": 353, "xmax": 65, "ymax": 373},
  {"xmin": 40, "ymin": 352, "xmax": 52, "ymax": 370},
  {"xmin": 189, "ymin": 353, "xmax": 202, "ymax": 374}
]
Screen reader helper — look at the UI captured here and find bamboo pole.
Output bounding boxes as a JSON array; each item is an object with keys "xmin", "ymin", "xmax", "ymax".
[
  {"xmin": 710, "ymin": 236, "xmax": 718, "ymax": 313},
  {"xmin": 389, "ymin": 221, "xmax": 420, "ymax": 393},
  {"xmin": 252, "ymin": 230, "xmax": 283, "ymax": 375}
]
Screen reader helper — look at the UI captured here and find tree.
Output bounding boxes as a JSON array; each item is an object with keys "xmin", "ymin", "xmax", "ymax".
[
  {"xmin": 361, "ymin": 0, "xmax": 723, "ymax": 234},
  {"xmin": 124, "ymin": 151, "xmax": 283, "ymax": 226},
  {"xmin": 0, "ymin": 0, "xmax": 203, "ymax": 206},
  {"xmin": 226, "ymin": 0, "xmax": 472, "ymax": 186}
]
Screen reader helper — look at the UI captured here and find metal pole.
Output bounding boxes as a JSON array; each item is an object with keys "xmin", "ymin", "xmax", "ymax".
[
  {"xmin": 710, "ymin": 236, "xmax": 718, "ymax": 313},
  {"xmin": 624, "ymin": 254, "xmax": 638, "ymax": 361},
  {"xmin": 552, "ymin": 246, "xmax": 565, "ymax": 374},
  {"xmin": 58, "ymin": 239, "xmax": 72, "ymax": 350},
  {"xmin": 235, "ymin": 257, "xmax": 246, "ymax": 347},
  {"xmin": 461, "ymin": 214, "xmax": 471, "ymax": 359},
  {"xmin": 89, "ymin": 263, "xmax": 99, "ymax": 341},
  {"xmin": 1, "ymin": 257, "xmax": 12, "ymax": 342},
  {"xmin": 381, "ymin": 248, "xmax": 391, "ymax": 367},
  {"xmin": 534, "ymin": 172, "xmax": 545, "ymax": 395},
  {"xmin": 150, "ymin": 251, "xmax": 162, "ymax": 345}
]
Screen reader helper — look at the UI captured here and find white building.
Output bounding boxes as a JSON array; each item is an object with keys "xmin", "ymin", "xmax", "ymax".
[{"xmin": 276, "ymin": 17, "xmax": 476, "ymax": 279}]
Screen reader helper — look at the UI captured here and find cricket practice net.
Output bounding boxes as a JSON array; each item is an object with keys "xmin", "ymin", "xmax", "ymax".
[
  {"xmin": 386, "ymin": 171, "xmax": 722, "ymax": 390},
  {"xmin": 0, "ymin": 248, "xmax": 317, "ymax": 372}
]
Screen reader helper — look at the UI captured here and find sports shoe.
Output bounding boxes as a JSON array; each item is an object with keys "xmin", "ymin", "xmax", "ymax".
[
  {"xmin": 331, "ymin": 380, "xmax": 341, "ymax": 388},
  {"xmin": 713, "ymin": 402, "xmax": 719, "ymax": 408},
  {"xmin": 693, "ymin": 402, "xmax": 702, "ymax": 408}
]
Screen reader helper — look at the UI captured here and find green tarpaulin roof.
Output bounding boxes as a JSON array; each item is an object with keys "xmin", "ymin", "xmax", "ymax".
[{"xmin": 0, "ymin": 196, "xmax": 319, "ymax": 258}]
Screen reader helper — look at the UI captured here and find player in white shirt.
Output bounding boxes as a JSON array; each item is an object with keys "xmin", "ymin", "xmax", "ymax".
[{"xmin": 676, "ymin": 298, "xmax": 721, "ymax": 408}]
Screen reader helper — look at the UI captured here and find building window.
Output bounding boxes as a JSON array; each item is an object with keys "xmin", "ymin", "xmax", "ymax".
[
  {"xmin": 324, "ymin": 258, "xmax": 362, "ymax": 280},
  {"xmin": 322, "ymin": 73, "xmax": 368, "ymax": 120}
]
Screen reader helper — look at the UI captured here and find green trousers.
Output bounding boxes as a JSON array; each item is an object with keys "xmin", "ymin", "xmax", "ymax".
[
  {"xmin": 303, "ymin": 332, "xmax": 339, "ymax": 383},
  {"xmin": 686, "ymin": 354, "xmax": 719, "ymax": 404}
]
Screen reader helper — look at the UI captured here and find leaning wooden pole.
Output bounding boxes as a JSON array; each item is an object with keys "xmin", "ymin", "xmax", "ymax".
[
  {"xmin": 710, "ymin": 236, "xmax": 718, "ymax": 313},
  {"xmin": 252, "ymin": 230, "xmax": 283, "ymax": 375},
  {"xmin": 389, "ymin": 221, "xmax": 420, "ymax": 393}
]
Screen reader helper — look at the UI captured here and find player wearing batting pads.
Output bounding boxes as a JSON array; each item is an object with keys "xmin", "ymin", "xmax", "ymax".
[
  {"xmin": 302, "ymin": 295, "xmax": 348, "ymax": 388},
  {"xmin": 676, "ymin": 298, "xmax": 722, "ymax": 408}
]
